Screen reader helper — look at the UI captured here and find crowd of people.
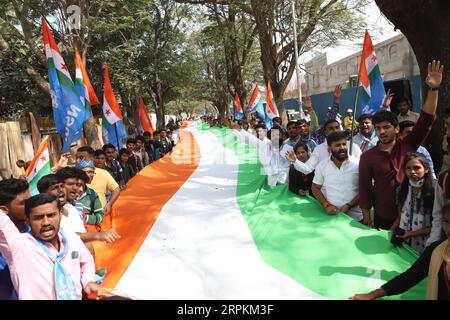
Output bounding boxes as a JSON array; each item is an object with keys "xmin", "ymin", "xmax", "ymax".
[
  {"xmin": 208, "ymin": 61, "xmax": 447, "ymax": 300},
  {"xmin": 0, "ymin": 119, "xmax": 179, "ymax": 300},
  {"xmin": 0, "ymin": 60, "xmax": 448, "ymax": 300}
]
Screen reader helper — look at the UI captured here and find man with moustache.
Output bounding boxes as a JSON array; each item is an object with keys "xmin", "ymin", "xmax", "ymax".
[
  {"xmin": 0, "ymin": 193, "xmax": 100, "ymax": 299},
  {"xmin": 359, "ymin": 60, "xmax": 444, "ymax": 229},
  {"xmin": 311, "ymin": 131, "xmax": 362, "ymax": 222}
]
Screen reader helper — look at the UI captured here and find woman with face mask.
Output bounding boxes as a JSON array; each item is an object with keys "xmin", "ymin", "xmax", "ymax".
[{"xmin": 392, "ymin": 152, "xmax": 435, "ymax": 253}]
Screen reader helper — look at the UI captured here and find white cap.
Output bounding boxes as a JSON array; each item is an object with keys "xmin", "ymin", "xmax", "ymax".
[{"xmin": 347, "ymin": 109, "xmax": 353, "ymax": 113}]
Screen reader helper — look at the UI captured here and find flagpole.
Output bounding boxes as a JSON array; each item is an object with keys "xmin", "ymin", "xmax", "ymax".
[
  {"xmin": 114, "ymin": 122, "xmax": 120, "ymax": 150},
  {"xmin": 349, "ymin": 72, "xmax": 360, "ymax": 156},
  {"xmin": 291, "ymin": 0, "xmax": 303, "ymax": 120}
]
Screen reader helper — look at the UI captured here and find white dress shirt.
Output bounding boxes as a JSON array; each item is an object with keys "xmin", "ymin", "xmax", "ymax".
[{"xmin": 313, "ymin": 155, "xmax": 363, "ymax": 221}]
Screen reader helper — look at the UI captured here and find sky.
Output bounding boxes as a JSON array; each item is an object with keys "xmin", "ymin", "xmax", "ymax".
[
  {"xmin": 284, "ymin": 1, "xmax": 401, "ymax": 93},
  {"xmin": 299, "ymin": 1, "xmax": 401, "ymax": 65}
]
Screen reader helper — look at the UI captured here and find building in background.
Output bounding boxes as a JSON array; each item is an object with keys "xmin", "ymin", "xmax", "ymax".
[{"xmin": 284, "ymin": 34, "xmax": 423, "ymax": 124}]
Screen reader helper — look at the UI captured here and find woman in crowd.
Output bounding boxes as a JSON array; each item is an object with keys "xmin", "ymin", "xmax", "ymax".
[{"xmin": 392, "ymin": 152, "xmax": 434, "ymax": 253}]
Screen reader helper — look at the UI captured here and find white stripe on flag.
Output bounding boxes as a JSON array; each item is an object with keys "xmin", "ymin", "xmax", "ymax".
[
  {"xmin": 103, "ymin": 99, "xmax": 121, "ymax": 125},
  {"xmin": 114, "ymin": 126, "xmax": 325, "ymax": 299},
  {"xmin": 365, "ymin": 52, "xmax": 378, "ymax": 76},
  {"xmin": 26, "ymin": 148, "xmax": 50, "ymax": 182},
  {"xmin": 44, "ymin": 45, "xmax": 73, "ymax": 82}
]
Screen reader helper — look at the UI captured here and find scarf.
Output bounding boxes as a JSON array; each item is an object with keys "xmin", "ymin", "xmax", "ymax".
[
  {"xmin": 426, "ymin": 239, "xmax": 450, "ymax": 299},
  {"xmin": 34, "ymin": 230, "xmax": 78, "ymax": 300}
]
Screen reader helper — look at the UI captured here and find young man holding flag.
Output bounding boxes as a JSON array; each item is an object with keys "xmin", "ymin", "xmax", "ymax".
[{"xmin": 359, "ymin": 60, "xmax": 444, "ymax": 230}]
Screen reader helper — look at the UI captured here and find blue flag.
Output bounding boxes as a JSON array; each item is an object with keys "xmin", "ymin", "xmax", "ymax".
[
  {"xmin": 102, "ymin": 119, "xmax": 127, "ymax": 149},
  {"xmin": 43, "ymin": 19, "xmax": 87, "ymax": 152}
]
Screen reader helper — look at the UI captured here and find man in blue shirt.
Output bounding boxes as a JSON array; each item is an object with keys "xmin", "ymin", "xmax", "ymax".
[{"xmin": 0, "ymin": 179, "xmax": 30, "ymax": 299}]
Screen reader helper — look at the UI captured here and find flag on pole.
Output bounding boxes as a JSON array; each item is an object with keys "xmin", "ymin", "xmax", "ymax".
[
  {"xmin": 102, "ymin": 64, "xmax": 123, "ymax": 125},
  {"xmin": 248, "ymin": 84, "xmax": 265, "ymax": 121},
  {"xmin": 25, "ymin": 138, "xmax": 52, "ymax": 195},
  {"xmin": 248, "ymin": 84, "xmax": 261, "ymax": 111},
  {"xmin": 101, "ymin": 64, "xmax": 125, "ymax": 148},
  {"xmin": 266, "ymin": 81, "xmax": 279, "ymax": 119},
  {"xmin": 139, "ymin": 97, "xmax": 154, "ymax": 133},
  {"xmin": 234, "ymin": 93, "xmax": 244, "ymax": 120},
  {"xmin": 42, "ymin": 17, "xmax": 87, "ymax": 152},
  {"xmin": 358, "ymin": 30, "xmax": 386, "ymax": 114},
  {"xmin": 75, "ymin": 50, "xmax": 100, "ymax": 121}
]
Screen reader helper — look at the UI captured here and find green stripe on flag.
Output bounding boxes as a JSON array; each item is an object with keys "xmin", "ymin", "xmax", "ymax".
[
  {"xmin": 28, "ymin": 162, "xmax": 52, "ymax": 195},
  {"xmin": 200, "ymin": 124, "xmax": 426, "ymax": 300},
  {"xmin": 368, "ymin": 65, "xmax": 382, "ymax": 84}
]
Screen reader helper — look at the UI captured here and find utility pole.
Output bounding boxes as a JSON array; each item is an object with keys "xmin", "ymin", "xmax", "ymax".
[{"xmin": 291, "ymin": 0, "xmax": 304, "ymax": 119}]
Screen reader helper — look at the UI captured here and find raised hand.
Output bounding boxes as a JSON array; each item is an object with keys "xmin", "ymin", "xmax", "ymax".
[
  {"xmin": 285, "ymin": 150, "xmax": 297, "ymax": 163},
  {"xmin": 332, "ymin": 84, "xmax": 342, "ymax": 103},
  {"xmin": 51, "ymin": 153, "xmax": 70, "ymax": 172},
  {"xmin": 382, "ymin": 89, "xmax": 394, "ymax": 110},
  {"xmin": 303, "ymin": 96, "xmax": 313, "ymax": 111},
  {"xmin": 425, "ymin": 60, "xmax": 444, "ymax": 89}
]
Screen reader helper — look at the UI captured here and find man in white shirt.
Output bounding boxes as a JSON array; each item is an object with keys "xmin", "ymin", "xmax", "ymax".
[
  {"xmin": 309, "ymin": 131, "xmax": 362, "ymax": 221},
  {"xmin": 286, "ymin": 119, "xmax": 362, "ymax": 175}
]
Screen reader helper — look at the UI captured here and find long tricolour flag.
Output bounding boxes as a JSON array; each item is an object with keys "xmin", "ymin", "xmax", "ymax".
[
  {"xmin": 25, "ymin": 138, "xmax": 52, "ymax": 195},
  {"xmin": 92, "ymin": 121, "xmax": 426, "ymax": 300},
  {"xmin": 75, "ymin": 49, "xmax": 100, "ymax": 121},
  {"xmin": 42, "ymin": 17, "xmax": 87, "ymax": 152},
  {"xmin": 234, "ymin": 93, "xmax": 244, "ymax": 120},
  {"xmin": 139, "ymin": 97, "xmax": 154, "ymax": 133},
  {"xmin": 358, "ymin": 30, "xmax": 386, "ymax": 114}
]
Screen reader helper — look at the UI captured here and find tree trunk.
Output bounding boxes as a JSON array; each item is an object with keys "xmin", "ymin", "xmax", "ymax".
[
  {"xmin": 152, "ymin": 73, "xmax": 166, "ymax": 130},
  {"xmin": 83, "ymin": 118, "xmax": 102, "ymax": 149},
  {"xmin": 376, "ymin": 0, "xmax": 450, "ymax": 172}
]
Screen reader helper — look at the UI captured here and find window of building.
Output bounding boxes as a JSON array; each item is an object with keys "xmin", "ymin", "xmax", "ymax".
[{"xmin": 389, "ymin": 44, "xmax": 398, "ymax": 60}]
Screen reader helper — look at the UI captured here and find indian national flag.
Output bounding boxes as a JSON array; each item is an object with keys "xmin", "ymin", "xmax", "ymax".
[
  {"xmin": 102, "ymin": 64, "xmax": 123, "ymax": 126},
  {"xmin": 75, "ymin": 49, "xmax": 100, "ymax": 120},
  {"xmin": 25, "ymin": 138, "xmax": 52, "ymax": 195},
  {"xmin": 358, "ymin": 30, "xmax": 386, "ymax": 114},
  {"xmin": 92, "ymin": 122, "xmax": 425, "ymax": 300}
]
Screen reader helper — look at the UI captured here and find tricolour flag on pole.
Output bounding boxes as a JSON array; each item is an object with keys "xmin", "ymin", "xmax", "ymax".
[
  {"xmin": 266, "ymin": 81, "xmax": 279, "ymax": 119},
  {"xmin": 102, "ymin": 64, "xmax": 125, "ymax": 148},
  {"xmin": 42, "ymin": 17, "xmax": 87, "ymax": 152},
  {"xmin": 234, "ymin": 93, "xmax": 244, "ymax": 120},
  {"xmin": 139, "ymin": 97, "xmax": 154, "ymax": 133},
  {"xmin": 75, "ymin": 50, "xmax": 100, "ymax": 121},
  {"xmin": 25, "ymin": 138, "xmax": 52, "ymax": 195},
  {"xmin": 102, "ymin": 64, "xmax": 123, "ymax": 125},
  {"xmin": 358, "ymin": 30, "xmax": 386, "ymax": 114},
  {"xmin": 248, "ymin": 84, "xmax": 265, "ymax": 121}
]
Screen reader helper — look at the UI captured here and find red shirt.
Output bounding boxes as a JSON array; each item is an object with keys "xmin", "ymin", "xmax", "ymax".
[{"xmin": 358, "ymin": 111, "xmax": 435, "ymax": 221}]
